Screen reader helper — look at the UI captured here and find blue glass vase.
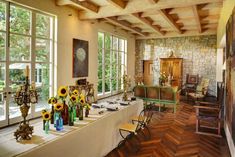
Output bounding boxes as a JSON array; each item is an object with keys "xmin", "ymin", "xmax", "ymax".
[{"xmin": 55, "ymin": 112, "xmax": 63, "ymax": 131}]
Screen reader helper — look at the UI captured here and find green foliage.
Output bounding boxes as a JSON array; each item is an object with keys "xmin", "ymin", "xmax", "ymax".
[
  {"xmin": 0, "ymin": 3, "xmax": 52, "ymax": 103},
  {"xmin": 98, "ymin": 32, "xmax": 127, "ymax": 94}
]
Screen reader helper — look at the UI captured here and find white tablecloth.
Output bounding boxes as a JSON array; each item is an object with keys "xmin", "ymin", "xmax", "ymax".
[{"xmin": 3, "ymin": 99, "xmax": 143, "ymax": 157}]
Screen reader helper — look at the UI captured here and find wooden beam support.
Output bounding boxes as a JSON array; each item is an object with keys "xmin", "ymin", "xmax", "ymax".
[
  {"xmin": 107, "ymin": 0, "xmax": 127, "ymax": 9},
  {"xmin": 79, "ymin": 0, "xmax": 223, "ymax": 19},
  {"xmin": 62, "ymin": 0, "xmax": 100, "ymax": 13},
  {"xmin": 158, "ymin": 9, "xmax": 182, "ymax": 34},
  {"xmin": 192, "ymin": 5, "xmax": 202, "ymax": 33},
  {"xmin": 131, "ymin": 13, "xmax": 164, "ymax": 36},
  {"xmin": 104, "ymin": 17, "xmax": 147, "ymax": 36}
]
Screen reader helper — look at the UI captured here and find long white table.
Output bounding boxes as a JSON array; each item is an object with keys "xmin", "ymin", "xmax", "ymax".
[{"xmin": 0, "ymin": 99, "xmax": 143, "ymax": 157}]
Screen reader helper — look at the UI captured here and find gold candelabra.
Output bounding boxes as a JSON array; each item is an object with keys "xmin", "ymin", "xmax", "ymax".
[
  {"xmin": 14, "ymin": 66, "xmax": 38, "ymax": 141},
  {"xmin": 122, "ymin": 72, "xmax": 131, "ymax": 101}
]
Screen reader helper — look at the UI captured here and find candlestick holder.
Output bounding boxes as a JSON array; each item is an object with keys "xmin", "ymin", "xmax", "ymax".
[
  {"xmin": 122, "ymin": 73, "xmax": 131, "ymax": 101},
  {"xmin": 14, "ymin": 76, "xmax": 38, "ymax": 141}
]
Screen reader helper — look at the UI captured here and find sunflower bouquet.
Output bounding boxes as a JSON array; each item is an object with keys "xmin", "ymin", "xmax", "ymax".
[
  {"xmin": 84, "ymin": 104, "xmax": 91, "ymax": 117},
  {"xmin": 159, "ymin": 72, "xmax": 167, "ymax": 85},
  {"xmin": 41, "ymin": 110, "xmax": 51, "ymax": 134},
  {"xmin": 53, "ymin": 103, "xmax": 64, "ymax": 131},
  {"xmin": 68, "ymin": 93, "xmax": 79, "ymax": 125}
]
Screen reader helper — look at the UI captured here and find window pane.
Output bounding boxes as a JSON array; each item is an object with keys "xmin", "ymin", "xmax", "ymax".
[
  {"xmin": 98, "ymin": 49, "xmax": 103, "ymax": 79},
  {"xmin": 0, "ymin": 63, "xmax": 5, "ymax": 91},
  {"xmin": 36, "ymin": 13, "xmax": 51, "ymax": 38},
  {"xmin": 36, "ymin": 39, "xmax": 50, "ymax": 62},
  {"xmin": 98, "ymin": 79, "xmax": 102, "ymax": 94},
  {"xmin": 0, "ymin": 2, "xmax": 6, "ymax": 31},
  {"xmin": 9, "ymin": 63, "xmax": 30, "ymax": 89},
  {"xmin": 9, "ymin": 63, "xmax": 30, "ymax": 118},
  {"xmin": 98, "ymin": 32, "xmax": 104, "ymax": 49},
  {"xmin": 0, "ymin": 91, "xmax": 5, "ymax": 121},
  {"xmin": 111, "ymin": 51, "xmax": 117, "ymax": 91},
  {"xmin": 105, "ymin": 34, "xmax": 111, "ymax": 50},
  {"xmin": 119, "ymin": 39, "xmax": 124, "ymax": 51},
  {"xmin": 105, "ymin": 49, "xmax": 111, "ymax": 79},
  {"xmin": 10, "ymin": 5, "xmax": 31, "ymax": 35},
  {"xmin": 105, "ymin": 79, "xmax": 110, "ymax": 93},
  {"xmin": 113, "ymin": 37, "xmax": 118, "ymax": 50},
  {"xmin": 0, "ymin": 32, "xmax": 5, "ymax": 61},
  {"xmin": 10, "ymin": 34, "xmax": 30, "ymax": 61},
  {"xmin": 35, "ymin": 63, "xmax": 50, "ymax": 112}
]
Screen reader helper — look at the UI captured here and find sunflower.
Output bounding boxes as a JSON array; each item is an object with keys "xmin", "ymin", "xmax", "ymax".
[
  {"xmin": 79, "ymin": 94, "xmax": 86, "ymax": 104},
  {"xmin": 41, "ymin": 109, "xmax": 47, "ymax": 115},
  {"xmin": 84, "ymin": 104, "xmax": 91, "ymax": 110},
  {"xmin": 51, "ymin": 97, "xmax": 57, "ymax": 104},
  {"xmin": 58, "ymin": 86, "xmax": 68, "ymax": 97},
  {"xmin": 48, "ymin": 97, "xmax": 57, "ymax": 105},
  {"xmin": 42, "ymin": 110, "xmax": 51, "ymax": 121},
  {"xmin": 70, "ymin": 95, "xmax": 78, "ymax": 104},
  {"xmin": 48, "ymin": 98, "xmax": 51, "ymax": 104},
  {"xmin": 54, "ymin": 103, "xmax": 64, "ymax": 112},
  {"xmin": 72, "ymin": 89, "xmax": 79, "ymax": 96}
]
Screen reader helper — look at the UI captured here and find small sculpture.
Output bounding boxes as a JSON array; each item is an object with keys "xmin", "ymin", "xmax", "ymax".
[{"xmin": 14, "ymin": 66, "xmax": 38, "ymax": 141}]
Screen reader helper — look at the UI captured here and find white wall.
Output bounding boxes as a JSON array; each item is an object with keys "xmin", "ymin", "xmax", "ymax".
[
  {"xmin": 11, "ymin": 0, "xmax": 136, "ymax": 99},
  {"xmin": 216, "ymin": 48, "xmax": 223, "ymax": 82}
]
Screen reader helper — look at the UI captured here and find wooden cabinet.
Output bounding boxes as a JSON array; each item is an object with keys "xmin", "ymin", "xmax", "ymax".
[{"xmin": 160, "ymin": 58, "xmax": 183, "ymax": 88}]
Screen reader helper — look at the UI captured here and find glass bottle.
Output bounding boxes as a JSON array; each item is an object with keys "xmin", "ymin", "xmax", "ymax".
[
  {"xmin": 79, "ymin": 105, "xmax": 83, "ymax": 120},
  {"xmin": 56, "ymin": 112, "xmax": 63, "ymax": 131},
  {"xmin": 62, "ymin": 100, "xmax": 69, "ymax": 125},
  {"xmin": 50, "ymin": 105, "xmax": 54, "ymax": 124},
  {"xmin": 45, "ymin": 120, "xmax": 50, "ymax": 134},
  {"xmin": 68, "ymin": 106, "xmax": 74, "ymax": 126}
]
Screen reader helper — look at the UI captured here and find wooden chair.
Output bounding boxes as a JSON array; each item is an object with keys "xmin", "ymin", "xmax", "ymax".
[
  {"xmin": 183, "ymin": 74, "xmax": 199, "ymax": 94},
  {"xmin": 194, "ymin": 82, "xmax": 224, "ymax": 137},
  {"xmin": 187, "ymin": 78, "xmax": 210, "ymax": 104}
]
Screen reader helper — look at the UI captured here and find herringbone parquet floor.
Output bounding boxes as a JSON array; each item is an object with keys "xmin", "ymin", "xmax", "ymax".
[{"xmin": 106, "ymin": 102, "xmax": 231, "ymax": 157}]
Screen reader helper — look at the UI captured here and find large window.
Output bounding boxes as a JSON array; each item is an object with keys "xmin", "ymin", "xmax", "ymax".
[
  {"xmin": 98, "ymin": 32, "xmax": 127, "ymax": 97},
  {"xmin": 0, "ymin": 1, "xmax": 56, "ymax": 127}
]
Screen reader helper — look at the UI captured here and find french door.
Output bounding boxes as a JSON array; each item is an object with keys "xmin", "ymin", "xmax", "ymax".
[{"xmin": 0, "ymin": 1, "xmax": 55, "ymax": 127}]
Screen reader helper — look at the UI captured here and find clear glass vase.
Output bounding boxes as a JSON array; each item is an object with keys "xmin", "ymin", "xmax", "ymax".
[{"xmin": 45, "ymin": 120, "xmax": 50, "ymax": 134}]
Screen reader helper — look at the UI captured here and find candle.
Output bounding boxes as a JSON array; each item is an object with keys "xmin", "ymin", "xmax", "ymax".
[{"xmin": 25, "ymin": 65, "xmax": 29, "ymax": 77}]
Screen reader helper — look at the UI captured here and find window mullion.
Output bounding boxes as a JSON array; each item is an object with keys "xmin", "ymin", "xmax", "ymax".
[
  {"xmin": 30, "ymin": 11, "xmax": 36, "ymax": 117},
  {"xmin": 5, "ymin": 1, "xmax": 10, "ymax": 125},
  {"xmin": 102, "ymin": 34, "xmax": 105, "ymax": 96}
]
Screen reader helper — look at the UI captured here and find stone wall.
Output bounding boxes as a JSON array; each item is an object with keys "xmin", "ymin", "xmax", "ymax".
[{"xmin": 135, "ymin": 35, "xmax": 217, "ymax": 95}]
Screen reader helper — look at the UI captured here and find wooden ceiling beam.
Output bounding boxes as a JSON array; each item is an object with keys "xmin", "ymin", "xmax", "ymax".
[
  {"xmin": 158, "ymin": 9, "xmax": 182, "ymax": 34},
  {"xmin": 79, "ymin": 0, "xmax": 223, "ymax": 19},
  {"xmin": 107, "ymin": 0, "xmax": 127, "ymax": 9},
  {"xmin": 57, "ymin": 0, "xmax": 100, "ymax": 13},
  {"xmin": 192, "ymin": 5, "xmax": 202, "ymax": 33},
  {"xmin": 131, "ymin": 13, "xmax": 164, "ymax": 36},
  {"xmin": 104, "ymin": 17, "xmax": 147, "ymax": 36}
]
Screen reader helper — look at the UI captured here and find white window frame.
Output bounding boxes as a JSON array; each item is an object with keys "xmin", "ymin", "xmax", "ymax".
[
  {"xmin": 97, "ymin": 31, "xmax": 127, "ymax": 99},
  {"xmin": 0, "ymin": 0, "xmax": 56, "ymax": 127}
]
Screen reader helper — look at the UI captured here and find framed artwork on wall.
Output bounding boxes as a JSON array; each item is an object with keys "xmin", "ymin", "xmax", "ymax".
[{"xmin": 72, "ymin": 38, "xmax": 89, "ymax": 78}]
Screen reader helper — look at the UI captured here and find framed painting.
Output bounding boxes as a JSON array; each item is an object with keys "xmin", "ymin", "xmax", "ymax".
[{"xmin": 72, "ymin": 39, "xmax": 89, "ymax": 78}]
